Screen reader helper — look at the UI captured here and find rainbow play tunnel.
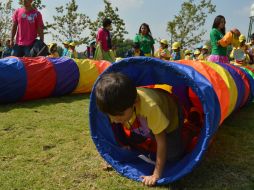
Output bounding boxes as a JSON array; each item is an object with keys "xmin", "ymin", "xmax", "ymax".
[
  {"xmin": 89, "ymin": 57, "xmax": 254, "ymax": 185},
  {"xmin": 1, "ymin": 56, "xmax": 254, "ymax": 184},
  {"xmin": 0, "ymin": 57, "xmax": 110, "ymax": 103}
]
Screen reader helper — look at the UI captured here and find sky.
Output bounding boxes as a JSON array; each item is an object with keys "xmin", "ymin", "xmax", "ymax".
[{"xmin": 6, "ymin": 0, "xmax": 254, "ymax": 51}]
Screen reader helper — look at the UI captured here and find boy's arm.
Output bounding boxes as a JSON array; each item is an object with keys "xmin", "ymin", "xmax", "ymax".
[
  {"xmin": 141, "ymin": 130, "xmax": 167, "ymax": 186},
  {"xmin": 10, "ymin": 22, "xmax": 18, "ymax": 47}
]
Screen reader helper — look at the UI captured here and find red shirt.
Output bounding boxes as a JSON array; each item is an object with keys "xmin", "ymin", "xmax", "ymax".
[
  {"xmin": 13, "ymin": 8, "xmax": 44, "ymax": 46},
  {"xmin": 96, "ymin": 28, "xmax": 110, "ymax": 52}
]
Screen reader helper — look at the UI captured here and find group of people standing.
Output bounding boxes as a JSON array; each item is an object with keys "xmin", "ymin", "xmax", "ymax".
[
  {"xmin": 95, "ymin": 15, "xmax": 254, "ymax": 68},
  {"xmin": 2, "ymin": 0, "xmax": 254, "ymax": 67},
  {"xmin": 208, "ymin": 15, "xmax": 254, "ymax": 66}
]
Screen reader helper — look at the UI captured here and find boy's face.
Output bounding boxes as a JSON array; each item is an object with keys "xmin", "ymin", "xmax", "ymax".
[
  {"xmin": 160, "ymin": 43, "xmax": 166, "ymax": 48},
  {"xmin": 108, "ymin": 107, "xmax": 134, "ymax": 124},
  {"xmin": 106, "ymin": 24, "xmax": 112, "ymax": 31}
]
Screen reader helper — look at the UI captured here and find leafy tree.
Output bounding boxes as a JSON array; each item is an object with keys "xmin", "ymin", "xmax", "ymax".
[
  {"xmin": 115, "ymin": 39, "xmax": 133, "ymax": 57},
  {"xmin": 49, "ymin": 0, "xmax": 90, "ymax": 46},
  {"xmin": 31, "ymin": 0, "xmax": 45, "ymax": 9},
  {"xmin": 0, "ymin": 0, "xmax": 14, "ymax": 42},
  {"xmin": 167, "ymin": 0, "xmax": 216, "ymax": 48},
  {"xmin": 89, "ymin": 0, "xmax": 128, "ymax": 44}
]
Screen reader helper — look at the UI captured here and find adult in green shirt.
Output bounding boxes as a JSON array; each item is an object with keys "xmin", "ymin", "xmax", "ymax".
[
  {"xmin": 134, "ymin": 23, "xmax": 155, "ymax": 57},
  {"xmin": 207, "ymin": 15, "xmax": 229, "ymax": 64}
]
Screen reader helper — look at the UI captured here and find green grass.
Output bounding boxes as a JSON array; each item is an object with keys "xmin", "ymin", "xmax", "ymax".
[{"xmin": 0, "ymin": 95, "xmax": 254, "ymax": 190}]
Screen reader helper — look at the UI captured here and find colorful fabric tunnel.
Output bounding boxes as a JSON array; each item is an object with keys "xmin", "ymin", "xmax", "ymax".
[
  {"xmin": 89, "ymin": 57, "xmax": 254, "ymax": 185},
  {"xmin": 0, "ymin": 57, "xmax": 111, "ymax": 103}
]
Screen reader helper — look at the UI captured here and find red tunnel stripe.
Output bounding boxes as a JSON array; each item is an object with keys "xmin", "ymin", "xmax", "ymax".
[
  {"xmin": 20, "ymin": 57, "xmax": 56, "ymax": 101},
  {"xmin": 177, "ymin": 60, "xmax": 230, "ymax": 124}
]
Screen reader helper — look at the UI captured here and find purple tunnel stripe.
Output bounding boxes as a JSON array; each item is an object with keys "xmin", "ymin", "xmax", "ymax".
[{"xmin": 47, "ymin": 57, "xmax": 80, "ymax": 96}]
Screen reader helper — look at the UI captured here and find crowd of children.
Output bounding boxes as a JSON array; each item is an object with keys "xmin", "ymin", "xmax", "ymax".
[
  {"xmin": 3, "ymin": 12, "xmax": 253, "ymax": 67},
  {"xmin": 129, "ymin": 40, "xmax": 211, "ymax": 62},
  {"xmin": 2, "ymin": 32, "xmax": 254, "ymax": 67},
  {"xmin": 47, "ymin": 40, "xmax": 78, "ymax": 58},
  {"xmin": 126, "ymin": 34, "xmax": 254, "ymax": 67}
]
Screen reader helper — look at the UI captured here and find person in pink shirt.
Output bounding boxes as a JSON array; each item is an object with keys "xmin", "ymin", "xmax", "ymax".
[
  {"xmin": 94, "ymin": 18, "xmax": 115, "ymax": 62},
  {"xmin": 10, "ymin": 0, "xmax": 44, "ymax": 57}
]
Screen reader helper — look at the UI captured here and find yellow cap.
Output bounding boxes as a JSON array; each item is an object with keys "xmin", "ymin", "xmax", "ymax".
[
  {"xmin": 239, "ymin": 34, "xmax": 246, "ymax": 42},
  {"xmin": 202, "ymin": 45, "xmax": 209, "ymax": 49},
  {"xmin": 194, "ymin": 49, "xmax": 201, "ymax": 55},
  {"xmin": 69, "ymin": 42, "xmax": 76, "ymax": 47},
  {"xmin": 185, "ymin": 49, "xmax": 191, "ymax": 55},
  {"xmin": 48, "ymin": 43, "xmax": 57, "ymax": 50},
  {"xmin": 172, "ymin": 42, "xmax": 181, "ymax": 50},
  {"xmin": 160, "ymin": 39, "xmax": 168, "ymax": 45},
  {"xmin": 63, "ymin": 41, "xmax": 69, "ymax": 45}
]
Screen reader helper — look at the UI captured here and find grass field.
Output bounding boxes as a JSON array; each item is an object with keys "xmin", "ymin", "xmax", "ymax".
[{"xmin": 0, "ymin": 94, "xmax": 254, "ymax": 190}]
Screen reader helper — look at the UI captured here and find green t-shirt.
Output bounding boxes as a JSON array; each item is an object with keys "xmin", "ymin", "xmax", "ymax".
[
  {"xmin": 210, "ymin": 28, "xmax": 227, "ymax": 56},
  {"xmin": 134, "ymin": 34, "xmax": 155, "ymax": 54}
]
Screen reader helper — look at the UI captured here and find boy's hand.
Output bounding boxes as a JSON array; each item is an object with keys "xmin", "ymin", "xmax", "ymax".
[{"xmin": 141, "ymin": 174, "xmax": 159, "ymax": 186}]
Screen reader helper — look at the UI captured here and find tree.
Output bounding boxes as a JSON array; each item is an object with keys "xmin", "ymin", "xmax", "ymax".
[
  {"xmin": 89, "ymin": 0, "xmax": 128, "ymax": 44},
  {"xmin": 0, "ymin": 0, "xmax": 14, "ymax": 42},
  {"xmin": 115, "ymin": 39, "xmax": 133, "ymax": 57},
  {"xmin": 167, "ymin": 0, "xmax": 216, "ymax": 48},
  {"xmin": 49, "ymin": 0, "xmax": 91, "ymax": 45}
]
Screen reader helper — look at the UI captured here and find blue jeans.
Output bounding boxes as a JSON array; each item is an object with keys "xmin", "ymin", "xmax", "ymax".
[{"xmin": 11, "ymin": 44, "xmax": 33, "ymax": 57}]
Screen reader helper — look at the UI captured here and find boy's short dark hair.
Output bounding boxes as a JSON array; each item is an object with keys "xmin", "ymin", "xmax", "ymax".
[
  {"xmin": 102, "ymin": 18, "xmax": 112, "ymax": 28},
  {"xmin": 95, "ymin": 72, "xmax": 137, "ymax": 116}
]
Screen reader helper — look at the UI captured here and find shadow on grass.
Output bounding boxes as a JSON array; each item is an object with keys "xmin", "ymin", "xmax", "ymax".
[
  {"xmin": 0, "ymin": 93, "xmax": 90, "ymax": 112},
  {"xmin": 168, "ymin": 102, "xmax": 254, "ymax": 190}
]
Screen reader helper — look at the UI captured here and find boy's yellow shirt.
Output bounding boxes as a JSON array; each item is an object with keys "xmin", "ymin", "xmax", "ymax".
[{"xmin": 131, "ymin": 87, "xmax": 179, "ymax": 135}]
